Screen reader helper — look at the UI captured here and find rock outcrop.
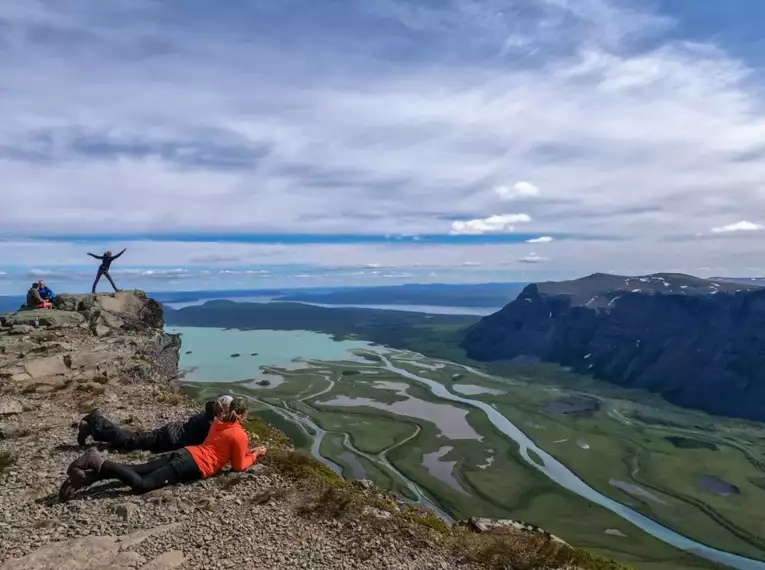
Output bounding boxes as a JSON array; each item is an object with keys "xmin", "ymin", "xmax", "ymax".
[
  {"xmin": 460, "ymin": 273, "xmax": 765, "ymax": 420},
  {"xmin": 0, "ymin": 291, "xmax": 180, "ymax": 393}
]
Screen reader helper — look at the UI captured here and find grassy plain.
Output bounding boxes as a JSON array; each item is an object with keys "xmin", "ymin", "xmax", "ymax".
[{"xmin": 184, "ymin": 348, "xmax": 765, "ymax": 570}]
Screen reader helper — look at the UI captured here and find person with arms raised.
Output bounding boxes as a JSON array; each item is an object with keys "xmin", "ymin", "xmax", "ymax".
[{"xmin": 88, "ymin": 248, "xmax": 126, "ymax": 293}]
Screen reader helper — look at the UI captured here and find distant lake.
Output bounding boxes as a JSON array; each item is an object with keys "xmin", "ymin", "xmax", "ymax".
[
  {"xmin": 165, "ymin": 296, "xmax": 497, "ymax": 316},
  {"xmin": 168, "ymin": 326, "xmax": 373, "ymax": 382}
]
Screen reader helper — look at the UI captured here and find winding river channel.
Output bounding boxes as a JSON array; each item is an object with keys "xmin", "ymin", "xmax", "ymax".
[
  {"xmin": 232, "ymin": 369, "xmax": 452, "ymax": 519},
  {"xmin": 376, "ymin": 350, "xmax": 765, "ymax": 570}
]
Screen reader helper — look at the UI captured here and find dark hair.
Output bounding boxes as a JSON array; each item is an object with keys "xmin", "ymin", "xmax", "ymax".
[
  {"xmin": 31, "ymin": 282, "xmax": 39, "ymax": 289},
  {"xmin": 217, "ymin": 396, "xmax": 248, "ymax": 423}
]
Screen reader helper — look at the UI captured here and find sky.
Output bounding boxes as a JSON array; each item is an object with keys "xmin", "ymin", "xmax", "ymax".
[{"xmin": 2, "ymin": 0, "xmax": 765, "ymax": 294}]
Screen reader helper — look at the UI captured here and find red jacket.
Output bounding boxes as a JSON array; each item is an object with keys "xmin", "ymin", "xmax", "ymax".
[{"xmin": 186, "ymin": 419, "xmax": 256, "ymax": 478}]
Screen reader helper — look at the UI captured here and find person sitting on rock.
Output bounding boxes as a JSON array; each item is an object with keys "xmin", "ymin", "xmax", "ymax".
[
  {"xmin": 26, "ymin": 282, "xmax": 52, "ymax": 309},
  {"xmin": 37, "ymin": 280, "xmax": 55, "ymax": 302},
  {"xmin": 88, "ymin": 248, "xmax": 126, "ymax": 293},
  {"xmin": 76, "ymin": 397, "xmax": 225, "ymax": 453},
  {"xmin": 59, "ymin": 396, "xmax": 266, "ymax": 501}
]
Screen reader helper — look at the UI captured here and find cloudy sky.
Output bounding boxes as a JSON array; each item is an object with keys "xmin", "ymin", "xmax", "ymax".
[{"xmin": 2, "ymin": 0, "xmax": 765, "ymax": 294}]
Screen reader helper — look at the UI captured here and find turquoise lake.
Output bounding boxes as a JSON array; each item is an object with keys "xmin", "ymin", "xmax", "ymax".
[{"xmin": 167, "ymin": 326, "xmax": 373, "ymax": 381}]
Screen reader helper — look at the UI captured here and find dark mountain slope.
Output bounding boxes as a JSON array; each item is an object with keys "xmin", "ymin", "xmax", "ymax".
[{"xmin": 461, "ymin": 273, "xmax": 765, "ymax": 420}]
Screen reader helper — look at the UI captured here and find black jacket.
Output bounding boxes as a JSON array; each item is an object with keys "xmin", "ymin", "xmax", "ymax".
[
  {"xmin": 154, "ymin": 400, "xmax": 216, "ymax": 451},
  {"xmin": 88, "ymin": 248, "xmax": 126, "ymax": 271}
]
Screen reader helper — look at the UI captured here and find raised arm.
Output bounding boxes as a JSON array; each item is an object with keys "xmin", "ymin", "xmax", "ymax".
[
  {"xmin": 113, "ymin": 248, "xmax": 127, "ymax": 259},
  {"xmin": 230, "ymin": 428, "xmax": 256, "ymax": 472},
  {"xmin": 87, "ymin": 252, "xmax": 103, "ymax": 260}
]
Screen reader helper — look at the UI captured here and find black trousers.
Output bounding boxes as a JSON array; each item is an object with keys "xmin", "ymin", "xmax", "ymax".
[
  {"xmin": 92, "ymin": 268, "xmax": 118, "ymax": 293},
  {"xmin": 90, "ymin": 415, "xmax": 173, "ymax": 454},
  {"xmin": 99, "ymin": 449, "xmax": 202, "ymax": 493}
]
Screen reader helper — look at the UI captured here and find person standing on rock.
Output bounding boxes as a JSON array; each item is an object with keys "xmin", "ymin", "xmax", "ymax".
[
  {"xmin": 59, "ymin": 396, "xmax": 267, "ymax": 501},
  {"xmin": 88, "ymin": 248, "xmax": 126, "ymax": 293},
  {"xmin": 76, "ymin": 399, "xmax": 221, "ymax": 452}
]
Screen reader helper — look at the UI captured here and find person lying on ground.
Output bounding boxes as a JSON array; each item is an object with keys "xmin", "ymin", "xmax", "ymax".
[
  {"xmin": 26, "ymin": 283, "xmax": 52, "ymax": 309},
  {"xmin": 59, "ymin": 396, "xmax": 266, "ymax": 501},
  {"xmin": 77, "ymin": 396, "xmax": 233, "ymax": 453},
  {"xmin": 88, "ymin": 248, "xmax": 126, "ymax": 293},
  {"xmin": 37, "ymin": 280, "xmax": 55, "ymax": 301}
]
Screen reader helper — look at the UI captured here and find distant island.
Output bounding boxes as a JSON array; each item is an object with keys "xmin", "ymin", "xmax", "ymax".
[{"xmin": 277, "ymin": 282, "xmax": 527, "ymax": 308}]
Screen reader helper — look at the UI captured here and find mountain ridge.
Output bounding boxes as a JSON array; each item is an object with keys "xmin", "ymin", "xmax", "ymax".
[{"xmin": 461, "ymin": 272, "xmax": 765, "ymax": 421}]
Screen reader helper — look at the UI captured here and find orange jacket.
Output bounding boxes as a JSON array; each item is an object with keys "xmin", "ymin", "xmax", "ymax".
[{"xmin": 186, "ymin": 419, "xmax": 257, "ymax": 478}]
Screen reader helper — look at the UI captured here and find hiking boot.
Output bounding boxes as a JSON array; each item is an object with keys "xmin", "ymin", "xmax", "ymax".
[
  {"xmin": 58, "ymin": 479, "xmax": 74, "ymax": 503},
  {"xmin": 77, "ymin": 409, "xmax": 105, "ymax": 446},
  {"xmin": 68, "ymin": 448, "xmax": 106, "ymax": 476},
  {"xmin": 76, "ymin": 420, "xmax": 91, "ymax": 446},
  {"xmin": 58, "ymin": 468, "xmax": 100, "ymax": 503}
]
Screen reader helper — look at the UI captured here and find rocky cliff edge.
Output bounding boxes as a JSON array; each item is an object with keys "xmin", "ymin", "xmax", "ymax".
[{"xmin": 0, "ymin": 291, "xmax": 622, "ymax": 570}]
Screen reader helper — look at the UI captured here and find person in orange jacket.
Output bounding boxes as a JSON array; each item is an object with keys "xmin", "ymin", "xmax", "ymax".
[{"xmin": 59, "ymin": 396, "xmax": 266, "ymax": 501}]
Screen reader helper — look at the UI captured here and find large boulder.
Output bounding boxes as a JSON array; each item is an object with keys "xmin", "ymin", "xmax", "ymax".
[{"xmin": 51, "ymin": 294, "xmax": 96, "ymax": 313}]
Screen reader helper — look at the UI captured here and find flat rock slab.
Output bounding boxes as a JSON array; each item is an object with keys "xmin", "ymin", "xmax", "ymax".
[
  {"xmin": 467, "ymin": 517, "xmax": 569, "ymax": 546},
  {"xmin": 2, "ymin": 310, "xmax": 85, "ymax": 329},
  {"xmin": 23, "ymin": 354, "xmax": 70, "ymax": 379},
  {"xmin": 0, "ymin": 398, "xmax": 23, "ymax": 416},
  {"xmin": 0, "ymin": 525, "xmax": 182, "ymax": 570}
]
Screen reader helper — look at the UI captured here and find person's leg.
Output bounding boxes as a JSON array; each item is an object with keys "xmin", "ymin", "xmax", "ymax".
[
  {"xmin": 99, "ymin": 450, "xmax": 200, "ymax": 493},
  {"xmin": 81, "ymin": 409, "xmax": 130, "ymax": 448},
  {"xmin": 128, "ymin": 453, "xmax": 174, "ymax": 475},
  {"xmin": 90, "ymin": 419, "xmax": 161, "ymax": 452},
  {"xmin": 103, "ymin": 270, "xmax": 119, "ymax": 292},
  {"xmin": 92, "ymin": 270, "xmax": 103, "ymax": 293},
  {"xmin": 97, "ymin": 461, "xmax": 171, "ymax": 492}
]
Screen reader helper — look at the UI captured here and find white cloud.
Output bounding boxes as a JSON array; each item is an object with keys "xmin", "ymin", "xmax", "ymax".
[
  {"xmin": 24, "ymin": 269, "xmax": 84, "ymax": 280},
  {"xmin": 120, "ymin": 269, "xmax": 193, "ymax": 280},
  {"xmin": 462, "ymin": 261, "xmax": 482, "ymax": 266},
  {"xmin": 2, "ymin": 1, "xmax": 765, "ymax": 279},
  {"xmin": 450, "ymin": 214, "xmax": 532, "ymax": 235},
  {"xmin": 494, "ymin": 181, "xmax": 540, "ymax": 200},
  {"xmin": 518, "ymin": 253, "xmax": 551, "ymax": 264},
  {"xmin": 710, "ymin": 221, "xmax": 764, "ymax": 234},
  {"xmin": 218, "ymin": 269, "xmax": 270, "ymax": 276},
  {"xmin": 526, "ymin": 236, "xmax": 554, "ymax": 244}
]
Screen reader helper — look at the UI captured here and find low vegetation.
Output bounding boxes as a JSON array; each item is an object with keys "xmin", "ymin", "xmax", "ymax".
[{"xmin": 253, "ymin": 422, "xmax": 631, "ymax": 570}]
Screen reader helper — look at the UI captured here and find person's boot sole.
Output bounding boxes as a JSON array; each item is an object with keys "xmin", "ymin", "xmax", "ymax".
[
  {"xmin": 77, "ymin": 420, "xmax": 91, "ymax": 447},
  {"xmin": 58, "ymin": 479, "xmax": 74, "ymax": 503}
]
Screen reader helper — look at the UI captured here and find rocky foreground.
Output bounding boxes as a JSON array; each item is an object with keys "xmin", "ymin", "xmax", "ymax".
[{"xmin": 0, "ymin": 291, "xmax": 613, "ymax": 570}]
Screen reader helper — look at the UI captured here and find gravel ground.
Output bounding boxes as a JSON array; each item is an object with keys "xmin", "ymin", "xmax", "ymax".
[{"xmin": 0, "ymin": 378, "xmax": 466, "ymax": 570}]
